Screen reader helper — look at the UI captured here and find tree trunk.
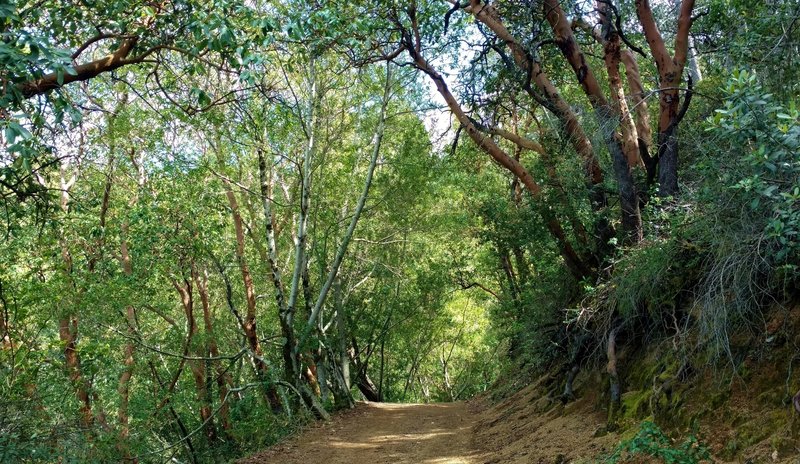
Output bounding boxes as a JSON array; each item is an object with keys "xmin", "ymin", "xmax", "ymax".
[
  {"xmin": 316, "ymin": 348, "xmax": 330, "ymax": 403},
  {"xmin": 256, "ymin": 147, "xmax": 300, "ymax": 388},
  {"xmin": 300, "ymin": 259, "xmax": 322, "ymax": 399},
  {"xmin": 173, "ymin": 274, "xmax": 216, "ymax": 442},
  {"xmin": 303, "ymin": 354, "xmax": 322, "ymax": 397},
  {"xmin": 356, "ymin": 368, "xmax": 381, "ymax": 402},
  {"xmin": 562, "ymin": 364, "xmax": 580, "ymax": 402},
  {"xmin": 635, "ymin": 0, "xmax": 697, "ymax": 197},
  {"xmin": 544, "ymin": 0, "xmax": 643, "ymax": 243},
  {"xmin": 116, "ymin": 304, "xmax": 135, "ymax": 445},
  {"xmin": 0, "ymin": 279, "xmax": 10, "ymax": 349},
  {"xmin": 284, "ymin": 66, "xmax": 317, "ymax": 386},
  {"xmin": 195, "ymin": 269, "xmax": 232, "ymax": 432},
  {"xmin": 57, "ymin": 166, "xmax": 94, "ymax": 430},
  {"xmin": 499, "ymin": 247, "xmax": 520, "ymax": 303},
  {"xmin": 118, "ymin": 145, "xmax": 141, "ymax": 460},
  {"xmin": 59, "ymin": 316, "xmax": 94, "ymax": 428},
  {"xmin": 606, "ymin": 327, "xmax": 622, "ymax": 429},
  {"xmin": 331, "ymin": 278, "xmax": 355, "ymax": 408},
  {"xmin": 350, "ymin": 334, "xmax": 381, "ymax": 402},
  {"xmin": 218, "ymin": 155, "xmax": 283, "ymax": 412},
  {"xmin": 599, "ymin": 2, "xmax": 642, "ymax": 169},
  {"xmin": 117, "ymin": 227, "xmax": 136, "ymax": 458},
  {"xmin": 620, "ymin": 50, "xmax": 653, "ymax": 164},
  {"xmin": 378, "ymin": 335, "xmax": 387, "ymax": 401}
]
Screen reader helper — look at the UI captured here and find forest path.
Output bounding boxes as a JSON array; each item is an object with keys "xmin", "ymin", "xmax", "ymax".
[{"xmin": 238, "ymin": 402, "xmax": 481, "ymax": 464}]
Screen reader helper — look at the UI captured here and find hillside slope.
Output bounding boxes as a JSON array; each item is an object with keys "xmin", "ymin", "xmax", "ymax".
[{"xmin": 471, "ymin": 302, "xmax": 800, "ymax": 463}]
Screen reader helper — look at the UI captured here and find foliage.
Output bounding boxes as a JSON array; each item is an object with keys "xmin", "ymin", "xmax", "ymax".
[
  {"xmin": 679, "ymin": 70, "xmax": 800, "ymax": 360},
  {"xmin": 708, "ymin": 70, "xmax": 800, "ymax": 269},
  {"xmin": 697, "ymin": 0, "xmax": 800, "ymax": 101},
  {"xmin": 603, "ymin": 421, "xmax": 711, "ymax": 464}
]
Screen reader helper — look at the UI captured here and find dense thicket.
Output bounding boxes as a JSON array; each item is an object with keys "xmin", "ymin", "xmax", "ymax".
[{"xmin": 1, "ymin": 0, "xmax": 798, "ymax": 462}]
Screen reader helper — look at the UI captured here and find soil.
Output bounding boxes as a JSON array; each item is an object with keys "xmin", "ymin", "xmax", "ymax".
[
  {"xmin": 238, "ymin": 402, "xmax": 482, "ymax": 464},
  {"xmin": 240, "ymin": 361, "xmax": 799, "ymax": 463},
  {"xmin": 470, "ymin": 377, "xmax": 620, "ymax": 464},
  {"xmin": 238, "ymin": 386, "xmax": 618, "ymax": 464}
]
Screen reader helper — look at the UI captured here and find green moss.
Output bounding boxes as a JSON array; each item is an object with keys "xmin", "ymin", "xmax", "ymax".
[
  {"xmin": 624, "ymin": 351, "xmax": 681, "ymax": 391},
  {"xmin": 735, "ymin": 410, "xmax": 787, "ymax": 450},
  {"xmin": 616, "ymin": 422, "xmax": 644, "ymax": 443},
  {"xmin": 621, "ymin": 389, "xmax": 653, "ymax": 420},
  {"xmin": 709, "ymin": 390, "xmax": 729, "ymax": 409},
  {"xmin": 532, "ymin": 395, "xmax": 553, "ymax": 414},
  {"xmin": 756, "ymin": 388, "xmax": 784, "ymax": 408}
]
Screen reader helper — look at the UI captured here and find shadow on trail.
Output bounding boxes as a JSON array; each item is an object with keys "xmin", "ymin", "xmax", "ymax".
[{"xmin": 239, "ymin": 402, "xmax": 479, "ymax": 464}]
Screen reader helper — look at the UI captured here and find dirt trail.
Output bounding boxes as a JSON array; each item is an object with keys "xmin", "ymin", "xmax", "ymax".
[{"xmin": 239, "ymin": 402, "xmax": 481, "ymax": 464}]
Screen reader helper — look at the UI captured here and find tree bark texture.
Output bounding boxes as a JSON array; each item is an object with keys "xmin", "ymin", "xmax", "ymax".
[
  {"xmin": 544, "ymin": 0, "xmax": 643, "ymax": 243},
  {"xmin": 635, "ymin": 0, "xmax": 696, "ymax": 197}
]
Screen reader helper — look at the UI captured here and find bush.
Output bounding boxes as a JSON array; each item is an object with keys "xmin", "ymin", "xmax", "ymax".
[
  {"xmin": 603, "ymin": 421, "xmax": 710, "ymax": 464},
  {"xmin": 691, "ymin": 70, "xmax": 800, "ymax": 359},
  {"xmin": 707, "ymin": 70, "xmax": 800, "ymax": 270}
]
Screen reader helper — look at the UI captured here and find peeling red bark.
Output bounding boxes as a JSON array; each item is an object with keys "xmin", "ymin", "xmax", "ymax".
[
  {"xmin": 635, "ymin": 0, "xmax": 697, "ymax": 196},
  {"xmin": 543, "ymin": 0, "xmax": 642, "ymax": 243}
]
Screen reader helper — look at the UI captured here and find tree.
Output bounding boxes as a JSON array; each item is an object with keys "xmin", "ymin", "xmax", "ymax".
[{"xmin": 634, "ymin": 0, "xmax": 697, "ymax": 196}]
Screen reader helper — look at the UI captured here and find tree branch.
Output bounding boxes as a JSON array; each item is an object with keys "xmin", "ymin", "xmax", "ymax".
[{"xmin": 20, "ymin": 37, "xmax": 140, "ymax": 99}]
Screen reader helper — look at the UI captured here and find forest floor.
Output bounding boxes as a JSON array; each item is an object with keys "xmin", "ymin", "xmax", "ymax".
[
  {"xmin": 238, "ymin": 401, "xmax": 482, "ymax": 464},
  {"xmin": 238, "ymin": 385, "xmax": 619, "ymax": 464}
]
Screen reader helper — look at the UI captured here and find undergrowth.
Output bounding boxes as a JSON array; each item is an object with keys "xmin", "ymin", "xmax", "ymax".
[
  {"xmin": 602, "ymin": 421, "xmax": 711, "ymax": 464},
  {"xmin": 567, "ymin": 70, "xmax": 800, "ymax": 369}
]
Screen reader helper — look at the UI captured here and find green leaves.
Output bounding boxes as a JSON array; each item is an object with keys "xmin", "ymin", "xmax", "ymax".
[
  {"xmin": 4, "ymin": 120, "xmax": 31, "ymax": 146},
  {"xmin": 191, "ymin": 87, "xmax": 212, "ymax": 107},
  {"xmin": 604, "ymin": 421, "xmax": 711, "ymax": 464},
  {"xmin": 709, "ymin": 70, "xmax": 800, "ymax": 266}
]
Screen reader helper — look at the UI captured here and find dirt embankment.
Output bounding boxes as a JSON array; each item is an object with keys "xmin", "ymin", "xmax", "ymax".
[{"xmin": 471, "ymin": 377, "xmax": 619, "ymax": 463}]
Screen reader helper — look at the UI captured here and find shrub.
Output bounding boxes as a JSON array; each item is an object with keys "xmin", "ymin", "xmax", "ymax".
[
  {"xmin": 603, "ymin": 421, "xmax": 710, "ymax": 464},
  {"xmin": 693, "ymin": 70, "xmax": 800, "ymax": 359},
  {"xmin": 707, "ymin": 70, "xmax": 799, "ymax": 270}
]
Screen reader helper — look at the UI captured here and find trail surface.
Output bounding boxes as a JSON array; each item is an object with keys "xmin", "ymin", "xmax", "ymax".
[{"xmin": 239, "ymin": 402, "xmax": 480, "ymax": 464}]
